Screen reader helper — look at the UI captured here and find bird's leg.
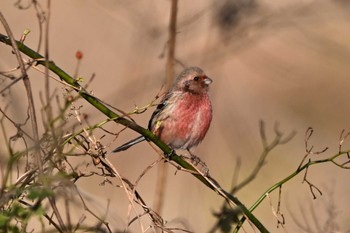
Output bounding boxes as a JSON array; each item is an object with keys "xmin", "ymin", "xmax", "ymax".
[
  {"xmin": 187, "ymin": 149, "xmax": 200, "ymax": 165},
  {"xmin": 164, "ymin": 148, "xmax": 175, "ymax": 160},
  {"xmin": 189, "ymin": 152, "xmax": 200, "ymax": 165}
]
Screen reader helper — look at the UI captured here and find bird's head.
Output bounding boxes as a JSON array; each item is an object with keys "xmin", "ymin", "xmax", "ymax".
[{"xmin": 175, "ymin": 67, "xmax": 213, "ymax": 94}]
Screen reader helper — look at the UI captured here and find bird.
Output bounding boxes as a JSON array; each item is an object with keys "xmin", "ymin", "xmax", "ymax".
[{"xmin": 112, "ymin": 66, "xmax": 213, "ymax": 156}]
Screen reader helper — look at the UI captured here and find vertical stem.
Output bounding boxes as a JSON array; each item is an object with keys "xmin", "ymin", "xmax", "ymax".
[
  {"xmin": 44, "ymin": 0, "xmax": 53, "ymax": 128},
  {"xmin": 154, "ymin": 0, "xmax": 178, "ymax": 228},
  {"xmin": 165, "ymin": 0, "xmax": 178, "ymax": 90},
  {"xmin": 153, "ymin": 162, "xmax": 167, "ymax": 215}
]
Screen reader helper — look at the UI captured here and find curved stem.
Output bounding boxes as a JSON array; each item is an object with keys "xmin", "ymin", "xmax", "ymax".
[{"xmin": 233, "ymin": 150, "xmax": 350, "ymax": 232}]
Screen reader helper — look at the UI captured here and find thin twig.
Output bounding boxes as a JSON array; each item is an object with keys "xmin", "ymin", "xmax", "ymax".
[
  {"xmin": 233, "ymin": 129, "xmax": 350, "ymax": 232},
  {"xmin": 0, "ymin": 11, "xmax": 42, "ymax": 170}
]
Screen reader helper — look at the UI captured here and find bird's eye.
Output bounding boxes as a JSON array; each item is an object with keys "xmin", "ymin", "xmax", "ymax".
[{"xmin": 193, "ymin": 76, "xmax": 199, "ymax": 81}]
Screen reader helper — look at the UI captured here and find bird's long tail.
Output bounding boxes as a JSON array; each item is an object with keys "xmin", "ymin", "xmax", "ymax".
[{"xmin": 111, "ymin": 135, "xmax": 146, "ymax": 153}]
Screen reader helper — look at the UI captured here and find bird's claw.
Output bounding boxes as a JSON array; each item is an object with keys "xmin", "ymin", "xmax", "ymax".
[
  {"xmin": 190, "ymin": 154, "xmax": 209, "ymax": 176},
  {"xmin": 164, "ymin": 149, "xmax": 175, "ymax": 160},
  {"xmin": 190, "ymin": 154, "xmax": 201, "ymax": 165}
]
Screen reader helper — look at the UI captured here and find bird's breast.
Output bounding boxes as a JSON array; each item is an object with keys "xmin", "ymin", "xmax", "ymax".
[{"xmin": 158, "ymin": 92, "xmax": 212, "ymax": 149}]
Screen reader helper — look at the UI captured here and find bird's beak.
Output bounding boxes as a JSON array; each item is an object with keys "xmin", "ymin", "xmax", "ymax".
[{"xmin": 204, "ymin": 76, "xmax": 213, "ymax": 85}]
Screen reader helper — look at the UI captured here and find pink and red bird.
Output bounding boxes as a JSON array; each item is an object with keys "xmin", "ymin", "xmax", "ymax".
[{"xmin": 112, "ymin": 67, "xmax": 213, "ymax": 155}]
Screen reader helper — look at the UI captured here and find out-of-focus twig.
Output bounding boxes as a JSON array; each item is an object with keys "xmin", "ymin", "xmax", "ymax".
[
  {"xmin": 165, "ymin": 0, "xmax": 178, "ymax": 91},
  {"xmin": 154, "ymin": 0, "xmax": 178, "ymax": 220},
  {"xmin": 233, "ymin": 121, "xmax": 296, "ymax": 193}
]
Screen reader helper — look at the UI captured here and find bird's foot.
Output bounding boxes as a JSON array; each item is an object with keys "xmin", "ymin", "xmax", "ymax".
[
  {"xmin": 184, "ymin": 153, "xmax": 210, "ymax": 177},
  {"xmin": 189, "ymin": 154, "xmax": 201, "ymax": 166},
  {"xmin": 164, "ymin": 149, "xmax": 175, "ymax": 160}
]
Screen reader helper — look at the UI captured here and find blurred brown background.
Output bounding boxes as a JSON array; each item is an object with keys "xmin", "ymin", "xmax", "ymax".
[{"xmin": 1, "ymin": 0, "xmax": 350, "ymax": 232}]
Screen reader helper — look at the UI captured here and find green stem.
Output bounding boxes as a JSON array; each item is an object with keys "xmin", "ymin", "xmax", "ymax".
[{"xmin": 233, "ymin": 150, "xmax": 350, "ymax": 232}]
